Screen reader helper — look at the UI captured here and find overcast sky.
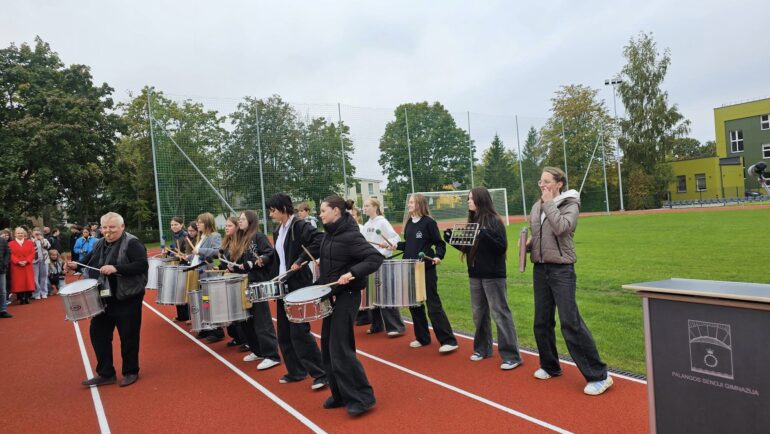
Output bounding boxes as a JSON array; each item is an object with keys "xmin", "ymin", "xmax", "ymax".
[{"xmin": 3, "ymin": 0, "xmax": 769, "ymax": 182}]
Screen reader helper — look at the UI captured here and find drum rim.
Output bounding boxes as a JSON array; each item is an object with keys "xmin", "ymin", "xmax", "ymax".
[
  {"xmin": 284, "ymin": 285, "xmax": 332, "ymax": 303},
  {"xmin": 59, "ymin": 279, "xmax": 99, "ymax": 295}
]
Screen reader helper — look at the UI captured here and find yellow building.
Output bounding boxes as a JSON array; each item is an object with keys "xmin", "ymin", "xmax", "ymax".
[{"xmin": 667, "ymin": 156, "xmax": 744, "ymax": 201}]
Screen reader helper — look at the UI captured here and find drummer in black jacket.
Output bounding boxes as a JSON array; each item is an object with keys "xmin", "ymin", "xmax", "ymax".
[
  {"xmin": 267, "ymin": 193, "xmax": 327, "ymax": 390},
  {"xmin": 318, "ymin": 196, "xmax": 383, "ymax": 417}
]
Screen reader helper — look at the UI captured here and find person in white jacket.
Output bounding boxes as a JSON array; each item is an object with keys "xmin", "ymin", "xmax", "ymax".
[{"xmin": 361, "ymin": 198, "xmax": 405, "ymax": 336}]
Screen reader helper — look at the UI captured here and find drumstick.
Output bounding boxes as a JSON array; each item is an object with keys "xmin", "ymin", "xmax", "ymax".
[
  {"xmin": 375, "ymin": 229, "xmax": 394, "ymax": 248},
  {"xmin": 73, "ymin": 262, "xmax": 102, "ymax": 272},
  {"xmin": 417, "ymin": 252, "xmax": 436, "ymax": 262},
  {"xmin": 202, "ymin": 269, "xmax": 227, "ymax": 273},
  {"xmin": 186, "ymin": 236, "xmax": 196, "ymax": 251},
  {"xmin": 272, "ymin": 261, "xmax": 308, "ymax": 282},
  {"xmin": 327, "ymin": 276, "xmax": 355, "ymax": 287},
  {"xmin": 301, "ymin": 245, "xmax": 317, "ymax": 263}
]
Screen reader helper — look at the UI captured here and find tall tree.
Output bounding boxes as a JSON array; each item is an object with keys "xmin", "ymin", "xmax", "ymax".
[
  {"xmin": 538, "ymin": 85, "xmax": 615, "ymax": 209},
  {"xmin": 478, "ymin": 134, "xmax": 519, "ymax": 213},
  {"xmin": 0, "ymin": 37, "xmax": 122, "ymax": 227},
  {"xmin": 671, "ymin": 137, "xmax": 716, "ymax": 161},
  {"xmin": 618, "ymin": 32, "xmax": 690, "ymax": 208},
  {"xmin": 379, "ymin": 102, "xmax": 472, "ymax": 213},
  {"xmin": 521, "ymin": 127, "xmax": 546, "ymax": 211}
]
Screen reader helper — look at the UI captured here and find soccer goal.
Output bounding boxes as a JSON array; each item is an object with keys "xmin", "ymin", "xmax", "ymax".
[{"xmin": 403, "ymin": 188, "xmax": 509, "ymax": 225}]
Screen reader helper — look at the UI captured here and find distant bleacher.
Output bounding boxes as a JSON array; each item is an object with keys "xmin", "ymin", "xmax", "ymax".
[{"xmin": 662, "ymin": 196, "xmax": 770, "ymax": 209}]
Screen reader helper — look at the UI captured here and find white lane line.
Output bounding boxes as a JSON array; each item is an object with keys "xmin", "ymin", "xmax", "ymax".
[
  {"xmin": 73, "ymin": 322, "xmax": 112, "ymax": 434},
  {"xmin": 402, "ymin": 319, "xmax": 648, "ymax": 385},
  {"xmin": 143, "ymin": 302, "xmax": 326, "ymax": 434},
  {"xmin": 271, "ymin": 317, "xmax": 572, "ymax": 434}
]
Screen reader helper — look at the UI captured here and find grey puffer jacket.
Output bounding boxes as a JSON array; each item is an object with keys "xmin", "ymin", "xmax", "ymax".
[{"xmin": 528, "ymin": 190, "xmax": 580, "ymax": 264}]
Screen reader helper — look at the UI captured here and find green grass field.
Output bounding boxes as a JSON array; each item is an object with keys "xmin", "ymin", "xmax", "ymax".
[{"xmin": 423, "ymin": 208, "xmax": 768, "ymax": 375}]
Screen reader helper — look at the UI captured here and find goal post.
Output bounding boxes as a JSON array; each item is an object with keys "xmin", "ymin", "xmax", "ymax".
[{"xmin": 403, "ymin": 188, "xmax": 509, "ymax": 225}]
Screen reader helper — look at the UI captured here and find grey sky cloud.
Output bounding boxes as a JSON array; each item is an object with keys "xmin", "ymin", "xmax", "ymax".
[{"xmin": 3, "ymin": 0, "xmax": 768, "ymax": 183}]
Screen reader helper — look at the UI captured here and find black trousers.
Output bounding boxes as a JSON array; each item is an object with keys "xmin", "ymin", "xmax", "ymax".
[
  {"xmin": 322, "ymin": 290, "xmax": 375, "ymax": 407},
  {"xmin": 409, "ymin": 267, "xmax": 457, "ymax": 346},
  {"xmin": 242, "ymin": 301, "xmax": 280, "ymax": 361},
  {"xmin": 90, "ymin": 295, "xmax": 143, "ymax": 378},
  {"xmin": 369, "ymin": 307, "xmax": 405, "ymax": 333},
  {"xmin": 533, "ymin": 263, "xmax": 607, "ymax": 382},
  {"xmin": 276, "ymin": 298, "xmax": 325, "ymax": 380},
  {"xmin": 175, "ymin": 304, "xmax": 190, "ymax": 321}
]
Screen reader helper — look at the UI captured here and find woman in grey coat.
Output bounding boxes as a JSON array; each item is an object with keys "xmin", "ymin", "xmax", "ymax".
[
  {"xmin": 187, "ymin": 212, "xmax": 222, "ymax": 341},
  {"xmin": 528, "ymin": 166, "xmax": 612, "ymax": 396}
]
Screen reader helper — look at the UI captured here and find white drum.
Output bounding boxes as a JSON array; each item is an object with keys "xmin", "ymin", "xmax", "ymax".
[
  {"xmin": 156, "ymin": 265, "xmax": 188, "ymax": 305},
  {"xmin": 246, "ymin": 280, "xmax": 286, "ymax": 302},
  {"xmin": 188, "ymin": 289, "xmax": 214, "ymax": 332},
  {"xmin": 148, "ymin": 257, "xmax": 177, "ymax": 290},
  {"xmin": 371, "ymin": 259, "xmax": 426, "ymax": 307},
  {"xmin": 283, "ymin": 285, "xmax": 333, "ymax": 323},
  {"xmin": 59, "ymin": 279, "xmax": 104, "ymax": 321}
]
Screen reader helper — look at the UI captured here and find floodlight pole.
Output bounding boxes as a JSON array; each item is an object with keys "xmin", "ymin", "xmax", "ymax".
[
  {"xmin": 404, "ymin": 107, "xmax": 415, "ymax": 193},
  {"xmin": 255, "ymin": 104, "xmax": 268, "ymax": 234},
  {"xmin": 467, "ymin": 111, "xmax": 474, "ymax": 188},
  {"xmin": 147, "ymin": 89, "xmax": 165, "ymax": 243},
  {"xmin": 561, "ymin": 119, "xmax": 569, "ymax": 190},
  {"xmin": 338, "ymin": 103, "xmax": 349, "ymax": 199},
  {"xmin": 605, "ymin": 77, "xmax": 625, "ymax": 211},
  {"xmin": 515, "ymin": 115, "xmax": 527, "ymax": 216}
]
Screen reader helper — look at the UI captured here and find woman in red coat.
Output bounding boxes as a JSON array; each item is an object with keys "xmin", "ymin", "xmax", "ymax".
[{"xmin": 9, "ymin": 227, "xmax": 36, "ymax": 305}]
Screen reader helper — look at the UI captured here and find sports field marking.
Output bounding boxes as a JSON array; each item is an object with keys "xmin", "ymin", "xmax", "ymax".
[
  {"xmin": 402, "ymin": 319, "xmax": 648, "ymax": 385},
  {"xmin": 143, "ymin": 302, "xmax": 326, "ymax": 434},
  {"xmin": 272, "ymin": 318, "xmax": 573, "ymax": 433},
  {"xmin": 73, "ymin": 322, "xmax": 112, "ymax": 434}
]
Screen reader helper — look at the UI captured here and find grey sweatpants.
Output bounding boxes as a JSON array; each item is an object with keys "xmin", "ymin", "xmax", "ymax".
[{"xmin": 469, "ymin": 277, "xmax": 522, "ymax": 362}]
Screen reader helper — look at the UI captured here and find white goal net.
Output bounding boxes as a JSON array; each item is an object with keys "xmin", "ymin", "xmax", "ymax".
[{"xmin": 403, "ymin": 188, "xmax": 509, "ymax": 225}]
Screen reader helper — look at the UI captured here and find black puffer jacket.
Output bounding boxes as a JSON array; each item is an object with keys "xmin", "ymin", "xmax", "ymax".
[{"xmin": 319, "ymin": 213, "xmax": 384, "ymax": 296}]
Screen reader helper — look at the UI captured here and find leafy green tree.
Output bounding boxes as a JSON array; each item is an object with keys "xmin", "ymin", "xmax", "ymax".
[
  {"xmin": 671, "ymin": 137, "xmax": 716, "ymax": 161},
  {"xmin": 379, "ymin": 102, "xmax": 472, "ymax": 213},
  {"xmin": 478, "ymin": 134, "xmax": 520, "ymax": 213},
  {"xmin": 0, "ymin": 37, "xmax": 122, "ymax": 227},
  {"xmin": 110, "ymin": 87, "xmax": 228, "ymax": 231},
  {"xmin": 618, "ymin": 32, "xmax": 689, "ymax": 207},
  {"xmin": 521, "ymin": 127, "xmax": 546, "ymax": 211},
  {"xmin": 539, "ymin": 85, "xmax": 615, "ymax": 210}
]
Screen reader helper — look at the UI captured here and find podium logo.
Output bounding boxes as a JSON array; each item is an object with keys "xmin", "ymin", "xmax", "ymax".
[{"xmin": 688, "ymin": 320, "xmax": 734, "ymax": 380}]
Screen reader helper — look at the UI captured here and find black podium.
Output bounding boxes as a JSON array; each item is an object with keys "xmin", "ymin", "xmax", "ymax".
[{"xmin": 624, "ymin": 278, "xmax": 770, "ymax": 434}]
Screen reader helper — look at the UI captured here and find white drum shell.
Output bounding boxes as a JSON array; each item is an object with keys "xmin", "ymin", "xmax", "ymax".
[
  {"xmin": 283, "ymin": 286, "xmax": 333, "ymax": 323},
  {"xmin": 359, "ymin": 286, "xmax": 375, "ymax": 311},
  {"xmin": 147, "ymin": 257, "xmax": 176, "ymax": 290},
  {"xmin": 188, "ymin": 289, "xmax": 213, "ymax": 332},
  {"xmin": 59, "ymin": 279, "xmax": 105, "ymax": 321},
  {"xmin": 246, "ymin": 281, "xmax": 286, "ymax": 302}
]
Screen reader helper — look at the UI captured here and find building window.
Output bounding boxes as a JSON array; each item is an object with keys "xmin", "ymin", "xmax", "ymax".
[
  {"xmin": 677, "ymin": 175, "xmax": 687, "ymax": 193},
  {"xmin": 368, "ymin": 183, "xmax": 374, "ymax": 195},
  {"xmin": 763, "ymin": 144, "xmax": 770, "ymax": 159},
  {"xmin": 729, "ymin": 130, "xmax": 744, "ymax": 153},
  {"xmin": 695, "ymin": 173, "xmax": 707, "ymax": 192},
  {"xmin": 761, "ymin": 114, "xmax": 770, "ymax": 130}
]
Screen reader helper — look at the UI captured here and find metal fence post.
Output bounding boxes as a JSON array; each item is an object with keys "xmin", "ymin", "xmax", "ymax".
[
  {"xmin": 467, "ymin": 111, "xmax": 474, "ymax": 188},
  {"xmin": 600, "ymin": 124, "xmax": 610, "ymax": 214},
  {"xmin": 147, "ymin": 89, "xmax": 164, "ymax": 242},
  {"xmin": 255, "ymin": 104, "xmax": 268, "ymax": 233},
  {"xmin": 404, "ymin": 107, "xmax": 415, "ymax": 194},
  {"xmin": 515, "ymin": 115, "xmax": 527, "ymax": 216},
  {"xmin": 561, "ymin": 119, "xmax": 569, "ymax": 190},
  {"xmin": 338, "ymin": 103, "xmax": 349, "ymax": 198}
]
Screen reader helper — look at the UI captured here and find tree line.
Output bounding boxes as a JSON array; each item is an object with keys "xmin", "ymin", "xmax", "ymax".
[{"xmin": 0, "ymin": 33, "xmax": 711, "ymax": 230}]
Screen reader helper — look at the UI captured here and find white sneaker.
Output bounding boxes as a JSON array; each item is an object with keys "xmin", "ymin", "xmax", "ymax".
[
  {"xmin": 409, "ymin": 340, "xmax": 423, "ymax": 348},
  {"xmin": 438, "ymin": 344, "xmax": 458, "ymax": 354},
  {"xmin": 387, "ymin": 331, "xmax": 404, "ymax": 337},
  {"xmin": 534, "ymin": 368, "xmax": 552, "ymax": 380},
  {"xmin": 33, "ymin": 296, "xmax": 41, "ymax": 300},
  {"xmin": 42, "ymin": 295, "xmax": 48, "ymax": 299},
  {"xmin": 257, "ymin": 359, "xmax": 281, "ymax": 371},
  {"xmin": 470, "ymin": 352, "xmax": 484, "ymax": 361},
  {"xmin": 584, "ymin": 375, "xmax": 614, "ymax": 396},
  {"xmin": 243, "ymin": 353, "xmax": 262, "ymax": 362},
  {"xmin": 501, "ymin": 360, "xmax": 522, "ymax": 370}
]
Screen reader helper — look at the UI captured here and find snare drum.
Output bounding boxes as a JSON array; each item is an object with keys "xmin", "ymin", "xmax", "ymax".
[
  {"xmin": 147, "ymin": 257, "xmax": 177, "ymax": 290},
  {"xmin": 359, "ymin": 286, "xmax": 375, "ymax": 311},
  {"xmin": 246, "ymin": 280, "xmax": 286, "ymax": 302},
  {"xmin": 59, "ymin": 279, "xmax": 105, "ymax": 321},
  {"xmin": 371, "ymin": 259, "xmax": 426, "ymax": 308},
  {"xmin": 200, "ymin": 274, "xmax": 250, "ymax": 326},
  {"xmin": 188, "ymin": 289, "xmax": 213, "ymax": 332},
  {"xmin": 283, "ymin": 285, "xmax": 333, "ymax": 323},
  {"xmin": 157, "ymin": 265, "xmax": 188, "ymax": 305}
]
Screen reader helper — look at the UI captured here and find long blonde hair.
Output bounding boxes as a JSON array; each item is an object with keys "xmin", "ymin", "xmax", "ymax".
[
  {"xmin": 196, "ymin": 213, "xmax": 217, "ymax": 239},
  {"xmin": 221, "ymin": 216, "xmax": 240, "ymax": 260},
  {"xmin": 365, "ymin": 198, "xmax": 383, "ymax": 216},
  {"xmin": 404, "ymin": 193, "xmax": 430, "ymax": 227}
]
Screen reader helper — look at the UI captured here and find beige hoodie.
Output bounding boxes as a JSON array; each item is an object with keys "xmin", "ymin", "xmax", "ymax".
[{"xmin": 528, "ymin": 189, "xmax": 580, "ymax": 264}]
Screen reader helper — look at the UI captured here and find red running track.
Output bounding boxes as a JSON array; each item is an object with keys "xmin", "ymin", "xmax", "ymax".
[{"xmin": 1, "ymin": 276, "xmax": 648, "ymax": 433}]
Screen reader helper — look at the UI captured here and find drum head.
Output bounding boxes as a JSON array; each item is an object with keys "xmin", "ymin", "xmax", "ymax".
[
  {"xmin": 284, "ymin": 285, "xmax": 332, "ymax": 303},
  {"xmin": 60, "ymin": 279, "xmax": 99, "ymax": 295}
]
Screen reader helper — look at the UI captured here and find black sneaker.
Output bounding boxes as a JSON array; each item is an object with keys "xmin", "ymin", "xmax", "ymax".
[
  {"xmin": 323, "ymin": 396, "xmax": 344, "ymax": 409},
  {"xmin": 279, "ymin": 375, "xmax": 306, "ymax": 384},
  {"xmin": 347, "ymin": 400, "xmax": 376, "ymax": 416},
  {"xmin": 81, "ymin": 376, "xmax": 116, "ymax": 387},
  {"xmin": 311, "ymin": 377, "xmax": 328, "ymax": 390},
  {"xmin": 0, "ymin": 312, "xmax": 12, "ymax": 318},
  {"xmin": 226, "ymin": 339, "xmax": 240, "ymax": 347}
]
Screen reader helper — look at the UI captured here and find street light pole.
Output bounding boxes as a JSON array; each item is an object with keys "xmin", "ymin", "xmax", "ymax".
[{"xmin": 605, "ymin": 77, "xmax": 625, "ymax": 211}]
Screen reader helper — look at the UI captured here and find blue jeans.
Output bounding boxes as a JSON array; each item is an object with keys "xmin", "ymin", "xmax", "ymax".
[{"xmin": 0, "ymin": 273, "xmax": 6, "ymax": 312}]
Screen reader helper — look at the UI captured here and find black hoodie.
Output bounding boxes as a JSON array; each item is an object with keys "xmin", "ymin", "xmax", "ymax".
[{"xmin": 319, "ymin": 213, "xmax": 384, "ymax": 296}]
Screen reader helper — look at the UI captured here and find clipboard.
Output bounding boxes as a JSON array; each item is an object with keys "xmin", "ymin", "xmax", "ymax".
[{"xmin": 518, "ymin": 227, "xmax": 528, "ymax": 273}]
